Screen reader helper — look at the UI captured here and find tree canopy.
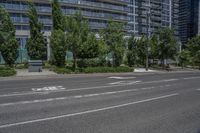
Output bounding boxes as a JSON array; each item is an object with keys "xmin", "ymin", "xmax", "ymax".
[
  {"xmin": 0, "ymin": 6, "xmax": 18, "ymax": 67},
  {"xmin": 154, "ymin": 27, "xmax": 178, "ymax": 67},
  {"xmin": 101, "ymin": 20, "xmax": 125, "ymax": 67},
  {"xmin": 26, "ymin": 2, "xmax": 47, "ymax": 60}
]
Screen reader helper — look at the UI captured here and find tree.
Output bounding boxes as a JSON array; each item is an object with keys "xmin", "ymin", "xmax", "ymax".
[
  {"xmin": 127, "ymin": 34, "xmax": 137, "ymax": 67},
  {"xmin": 66, "ymin": 12, "xmax": 94, "ymax": 70},
  {"xmin": 154, "ymin": 28, "xmax": 178, "ymax": 68},
  {"xmin": 149, "ymin": 34, "xmax": 159, "ymax": 62},
  {"xmin": 77, "ymin": 32, "xmax": 99, "ymax": 59},
  {"xmin": 187, "ymin": 36, "xmax": 200, "ymax": 69},
  {"xmin": 178, "ymin": 50, "xmax": 190, "ymax": 68},
  {"xmin": 0, "ymin": 6, "xmax": 18, "ymax": 67},
  {"xmin": 50, "ymin": 0, "xmax": 67, "ymax": 66},
  {"xmin": 66, "ymin": 13, "xmax": 81, "ymax": 70},
  {"xmin": 98, "ymin": 38, "xmax": 109, "ymax": 66},
  {"xmin": 101, "ymin": 20, "xmax": 125, "ymax": 67},
  {"xmin": 52, "ymin": 0, "xmax": 65, "ymax": 31},
  {"xmin": 136, "ymin": 36, "xmax": 147, "ymax": 66},
  {"xmin": 26, "ymin": 2, "xmax": 47, "ymax": 60},
  {"xmin": 50, "ymin": 30, "xmax": 67, "ymax": 67}
]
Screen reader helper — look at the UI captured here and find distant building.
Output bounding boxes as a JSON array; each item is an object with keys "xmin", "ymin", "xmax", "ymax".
[
  {"xmin": 129, "ymin": 0, "xmax": 179, "ymax": 36},
  {"xmin": 179, "ymin": 0, "xmax": 200, "ymax": 45}
]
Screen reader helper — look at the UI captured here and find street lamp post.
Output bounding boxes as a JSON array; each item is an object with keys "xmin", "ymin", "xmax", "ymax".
[{"xmin": 146, "ymin": 4, "xmax": 151, "ymax": 71}]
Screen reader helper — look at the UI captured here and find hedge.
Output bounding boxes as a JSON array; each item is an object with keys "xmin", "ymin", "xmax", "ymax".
[
  {"xmin": 53, "ymin": 67, "xmax": 73, "ymax": 74},
  {"xmin": 53, "ymin": 66, "xmax": 133, "ymax": 74},
  {"xmin": 0, "ymin": 67, "xmax": 16, "ymax": 77},
  {"xmin": 83, "ymin": 66, "xmax": 133, "ymax": 73}
]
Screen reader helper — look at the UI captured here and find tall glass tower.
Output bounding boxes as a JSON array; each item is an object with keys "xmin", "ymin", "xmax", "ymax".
[
  {"xmin": 179, "ymin": 0, "xmax": 200, "ymax": 45},
  {"xmin": 131, "ymin": 0, "xmax": 179, "ymax": 36}
]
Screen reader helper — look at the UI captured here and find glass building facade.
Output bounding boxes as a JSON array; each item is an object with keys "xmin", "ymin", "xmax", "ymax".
[
  {"xmin": 0, "ymin": 0, "xmax": 179, "ymax": 62},
  {"xmin": 131, "ymin": 0, "xmax": 179, "ymax": 36},
  {"xmin": 179, "ymin": 0, "xmax": 200, "ymax": 45}
]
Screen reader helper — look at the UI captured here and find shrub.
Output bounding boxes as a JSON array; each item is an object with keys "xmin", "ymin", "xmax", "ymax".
[
  {"xmin": 53, "ymin": 66, "xmax": 133, "ymax": 74},
  {"xmin": 15, "ymin": 63, "xmax": 28, "ymax": 69},
  {"xmin": 83, "ymin": 66, "xmax": 133, "ymax": 73},
  {"xmin": 0, "ymin": 67, "xmax": 16, "ymax": 77},
  {"xmin": 53, "ymin": 67, "xmax": 73, "ymax": 74},
  {"xmin": 77, "ymin": 59, "xmax": 100, "ymax": 68}
]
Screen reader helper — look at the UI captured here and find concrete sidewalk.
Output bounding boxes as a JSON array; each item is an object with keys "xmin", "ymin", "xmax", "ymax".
[{"xmin": 16, "ymin": 69, "xmax": 57, "ymax": 76}]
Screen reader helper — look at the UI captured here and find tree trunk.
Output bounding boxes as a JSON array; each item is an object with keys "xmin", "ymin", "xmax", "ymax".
[
  {"xmin": 112, "ymin": 52, "xmax": 115, "ymax": 67},
  {"xmin": 161, "ymin": 58, "xmax": 165, "ymax": 69},
  {"xmin": 73, "ymin": 53, "xmax": 77, "ymax": 71}
]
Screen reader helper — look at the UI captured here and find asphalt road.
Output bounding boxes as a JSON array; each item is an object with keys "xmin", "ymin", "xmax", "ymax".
[{"xmin": 0, "ymin": 72, "xmax": 200, "ymax": 133}]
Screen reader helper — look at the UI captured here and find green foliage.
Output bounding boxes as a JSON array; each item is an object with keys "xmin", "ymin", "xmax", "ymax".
[
  {"xmin": 1, "ymin": 38, "xmax": 19, "ymax": 67},
  {"xmin": 136, "ymin": 36, "xmax": 147, "ymax": 66},
  {"xmin": 101, "ymin": 20, "xmax": 125, "ymax": 67},
  {"xmin": 98, "ymin": 38, "xmax": 109, "ymax": 66},
  {"xmin": 178, "ymin": 50, "xmax": 191, "ymax": 68},
  {"xmin": 77, "ymin": 32, "xmax": 99, "ymax": 59},
  {"xmin": 149, "ymin": 34, "xmax": 159, "ymax": 60},
  {"xmin": 52, "ymin": 0, "xmax": 65, "ymax": 31},
  {"xmin": 0, "ymin": 67, "xmax": 16, "ymax": 77},
  {"xmin": 66, "ymin": 12, "xmax": 99, "ymax": 70},
  {"xmin": 26, "ymin": 2, "xmax": 47, "ymax": 60},
  {"xmin": 77, "ymin": 59, "xmax": 102, "ymax": 68},
  {"xmin": 50, "ymin": 30, "xmax": 67, "ymax": 67},
  {"xmin": 83, "ymin": 66, "xmax": 133, "ymax": 73},
  {"xmin": 53, "ymin": 67, "xmax": 73, "ymax": 74},
  {"xmin": 127, "ymin": 34, "xmax": 137, "ymax": 67},
  {"xmin": 0, "ymin": 6, "xmax": 18, "ymax": 67},
  {"xmin": 0, "ymin": 6, "xmax": 15, "ymax": 36},
  {"xmin": 66, "ymin": 12, "xmax": 82, "ymax": 70},
  {"xmin": 154, "ymin": 27, "xmax": 178, "ymax": 67},
  {"xmin": 187, "ymin": 36, "xmax": 200, "ymax": 69},
  {"xmin": 53, "ymin": 66, "xmax": 133, "ymax": 74}
]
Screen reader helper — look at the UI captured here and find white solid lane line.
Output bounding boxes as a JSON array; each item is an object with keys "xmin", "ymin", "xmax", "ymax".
[
  {"xmin": 0, "ymin": 87, "xmax": 155, "ymax": 107},
  {"xmin": 0, "ymin": 93, "xmax": 178, "ymax": 129},
  {"xmin": 109, "ymin": 81, "xmax": 141, "ymax": 85},
  {"xmin": 197, "ymin": 89, "xmax": 200, "ymax": 91},
  {"xmin": 183, "ymin": 77, "xmax": 200, "ymax": 80},
  {"xmin": 108, "ymin": 76, "xmax": 136, "ymax": 79}
]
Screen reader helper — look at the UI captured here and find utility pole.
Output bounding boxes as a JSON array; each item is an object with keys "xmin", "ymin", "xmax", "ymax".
[{"xmin": 146, "ymin": 0, "xmax": 151, "ymax": 71}]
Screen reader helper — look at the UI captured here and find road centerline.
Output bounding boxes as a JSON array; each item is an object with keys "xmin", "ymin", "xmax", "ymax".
[{"xmin": 0, "ymin": 93, "xmax": 179, "ymax": 129}]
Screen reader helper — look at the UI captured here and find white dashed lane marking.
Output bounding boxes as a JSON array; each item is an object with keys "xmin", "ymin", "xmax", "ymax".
[
  {"xmin": 109, "ymin": 81, "xmax": 141, "ymax": 85},
  {"xmin": 108, "ymin": 77, "xmax": 136, "ymax": 80}
]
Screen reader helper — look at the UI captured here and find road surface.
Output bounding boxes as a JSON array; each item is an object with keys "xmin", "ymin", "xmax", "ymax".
[{"xmin": 0, "ymin": 72, "xmax": 200, "ymax": 133}]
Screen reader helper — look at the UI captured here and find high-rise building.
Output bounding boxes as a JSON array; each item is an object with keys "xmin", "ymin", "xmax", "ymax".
[
  {"xmin": 179, "ymin": 0, "xmax": 200, "ymax": 45},
  {"xmin": 0, "ymin": 0, "xmax": 179, "ymax": 62},
  {"xmin": 129, "ymin": 0, "xmax": 179, "ymax": 36}
]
